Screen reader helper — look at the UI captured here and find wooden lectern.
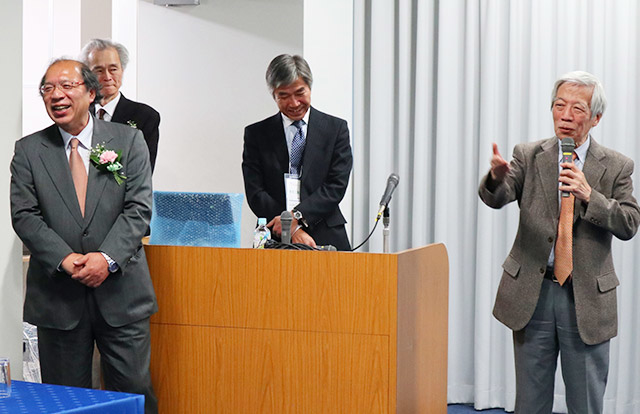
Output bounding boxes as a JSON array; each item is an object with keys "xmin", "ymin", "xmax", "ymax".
[{"xmin": 145, "ymin": 244, "xmax": 448, "ymax": 413}]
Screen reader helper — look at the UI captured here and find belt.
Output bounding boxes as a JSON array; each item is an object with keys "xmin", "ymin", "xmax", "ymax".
[{"xmin": 544, "ymin": 267, "xmax": 571, "ymax": 284}]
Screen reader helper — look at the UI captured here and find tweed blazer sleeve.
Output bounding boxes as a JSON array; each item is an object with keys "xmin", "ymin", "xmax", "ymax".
[
  {"xmin": 478, "ymin": 143, "xmax": 527, "ymax": 209},
  {"xmin": 579, "ymin": 156, "xmax": 640, "ymax": 241}
]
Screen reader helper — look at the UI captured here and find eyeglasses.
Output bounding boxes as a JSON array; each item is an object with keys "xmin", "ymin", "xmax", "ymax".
[{"xmin": 40, "ymin": 81, "xmax": 85, "ymax": 95}]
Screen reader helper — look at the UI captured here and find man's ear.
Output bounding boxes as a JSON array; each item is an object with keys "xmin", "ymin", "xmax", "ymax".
[{"xmin": 592, "ymin": 113, "xmax": 602, "ymax": 127}]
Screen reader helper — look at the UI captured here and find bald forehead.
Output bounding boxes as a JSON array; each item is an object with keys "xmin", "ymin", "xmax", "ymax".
[{"xmin": 45, "ymin": 60, "xmax": 82, "ymax": 79}]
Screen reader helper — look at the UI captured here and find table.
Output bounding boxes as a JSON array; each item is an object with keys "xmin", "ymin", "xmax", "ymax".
[{"xmin": 0, "ymin": 380, "xmax": 144, "ymax": 413}]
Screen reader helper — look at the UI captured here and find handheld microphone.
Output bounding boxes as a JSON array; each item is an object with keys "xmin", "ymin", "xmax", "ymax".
[
  {"xmin": 560, "ymin": 138, "xmax": 575, "ymax": 198},
  {"xmin": 280, "ymin": 210, "xmax": 293, "ymax": 244},
  {"xmin": 377, "ymin": 173, "xmax": 400, "ymax": 219}
]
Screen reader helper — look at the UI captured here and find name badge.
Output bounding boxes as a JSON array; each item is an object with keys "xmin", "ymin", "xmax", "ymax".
[{"xmin": 284, "ymin": 173, "xmax": 301, "ymax": 211}]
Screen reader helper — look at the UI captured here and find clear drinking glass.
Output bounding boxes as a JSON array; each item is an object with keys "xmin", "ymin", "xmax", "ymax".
[{"xmin": 0, "ymin": 358, "xmax": 11, "ymax": 398}]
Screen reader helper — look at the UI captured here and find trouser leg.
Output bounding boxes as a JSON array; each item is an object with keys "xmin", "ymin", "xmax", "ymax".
[
  {"xmin": 37, "ymin": 296, "xmax": 94, "ymax": 388},
  {"xmin": 91, "ymin": 295, "xmax": 157, "ymax": 414},
  {"xmin": 513, "ymin": 279, "xmax": 558, "ymax": 414},
  {"xmin": 556, "ymin": 283, "xmax": 609, "ymax": 414}
]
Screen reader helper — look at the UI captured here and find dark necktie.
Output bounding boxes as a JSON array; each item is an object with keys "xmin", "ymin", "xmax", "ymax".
[
  {"xmin": 69, "ymin": 138, "xmax": 87, "ymax": 216},
  {"xmin": 554, "ymin": 152, "xmax": 577, "ymax": 285},
  {"xmin": 98, "ymin": 108, "xmax": 106, "ymax": 120},
  {"xmin": 290, "ymin": 120, "xmax": 305, "ymax": 175}
]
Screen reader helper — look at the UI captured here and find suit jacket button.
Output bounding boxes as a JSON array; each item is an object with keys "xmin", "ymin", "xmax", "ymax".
[
  {"xmin": 548, "ymin": 237, "xmax": 553, "ymax": 242},
  {"xmin": 539, "ymin": 268, "xmax": 545, "ymax": 274},
  {"xmin": 83, "ymin": 232, "xmax": 88, "ymax": 237}
]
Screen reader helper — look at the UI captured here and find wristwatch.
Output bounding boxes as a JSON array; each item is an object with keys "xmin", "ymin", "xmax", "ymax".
[{"xmin": 292, "ymin": 209, "xmax": 307, "ymax": 227}]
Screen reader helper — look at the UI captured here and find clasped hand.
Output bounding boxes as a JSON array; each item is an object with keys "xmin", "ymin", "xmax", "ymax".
[
  {"xmin": 62, "ymin": 252, "xmax": 110, "ymax": 288},
  {"xmin": 267, "ymin": 216, "xmax": 317, "ymax": 248}
]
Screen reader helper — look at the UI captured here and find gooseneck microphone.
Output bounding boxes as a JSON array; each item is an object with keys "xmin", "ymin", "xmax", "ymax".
[
  {"xmin": 377, "ymin": 173, "xmax": 400, "ymax": 220},
  {"xmin": 560, "ymin": 138, "xmax": 575, "ymax": 198},
  {"xmin": 280, "ymin": 210, "xmax": 293, "ymax": 244}
]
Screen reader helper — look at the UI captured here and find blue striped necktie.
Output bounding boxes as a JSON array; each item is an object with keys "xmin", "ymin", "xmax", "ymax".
[{"xmin": 290, "ymin": 120, "xmax": 306, "ymax": 175}]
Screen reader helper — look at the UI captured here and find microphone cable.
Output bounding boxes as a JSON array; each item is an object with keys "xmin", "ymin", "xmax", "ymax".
[{"xmin": 350, "ymin": 215, "xmax": 381, "ymax": 252}]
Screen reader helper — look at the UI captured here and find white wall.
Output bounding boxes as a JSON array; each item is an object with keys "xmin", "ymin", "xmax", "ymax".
[
  {"xmin": 303, "ymin": 0, "xmax": 354, "ymax": 242},
  {"xmin": 23, "ymin": 0, "xmax": 83, "ymax": 136},
  {"xmin": 112, "ymin": 0, "xmax": 138, "ymax": 97},
  {"xmin": 1, "ymin": 0, "xmax": 24, "ymax": 380},
  {"xmin": 81, "ymin": 0, "xmax": 112, "ymax": 46},
  {"xmin": 136, "ymin": 0, "xmax": 303, "ymax": 246}
]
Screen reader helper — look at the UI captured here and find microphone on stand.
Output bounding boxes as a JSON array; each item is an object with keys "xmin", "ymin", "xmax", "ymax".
[
  {"xmin": 350, "ymin": 173, "xmax": 401, "ymax": 252},
  {"xmin": 376, "ymin": 173, "xmax": 400, "ymax": 220},
  {"xmin": 560, "ymin": 138, "xmax": 575, "ymax": 198},
  {"xmin": 280, "ymin": 210, "xmax": 293, "ymax": 244}
]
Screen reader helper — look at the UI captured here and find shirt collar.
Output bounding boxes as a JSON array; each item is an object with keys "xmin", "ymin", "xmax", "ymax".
[
  {"xmin": 95, "ymin": 92, "xmax": 121, "ymax": 117},
  {"xmin": 574, "ymin": 135, "xmax": 590, "ymax": 162},
  {"xmin": 59, "ymin": 115, "xmax": 94, "ymax": 150},
  {"xmin": 281, "ymin": 109, "xmax": 310, "ymax": 128}
]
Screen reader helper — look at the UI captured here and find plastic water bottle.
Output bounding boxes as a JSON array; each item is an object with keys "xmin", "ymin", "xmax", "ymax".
[{"xmin": 253, "ymin": 218, "xmax": 271, "ymax": 248}]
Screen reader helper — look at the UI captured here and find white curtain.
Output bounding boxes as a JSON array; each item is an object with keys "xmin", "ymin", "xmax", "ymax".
[{"xmin": 352, "ymin": 0, "xmax": 640, "ymax": 412}]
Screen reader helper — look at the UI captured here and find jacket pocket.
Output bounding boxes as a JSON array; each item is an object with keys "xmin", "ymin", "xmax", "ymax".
[
  {"xmin": 502, "ymin": 255, "xmax": 520, "ymax": 278},
  {"xmin": 597, "ymin": 271, "xmax": 619, "ymax": 293}
]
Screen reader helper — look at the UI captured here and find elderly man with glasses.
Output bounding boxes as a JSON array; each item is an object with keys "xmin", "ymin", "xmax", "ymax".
[
  {"xmin": 479, "ymin": 71, "xmax": 640, "ymax": 413},
  {"xmin": 10, "ymin": 59, "xmax": 158, "ymax": 414}
]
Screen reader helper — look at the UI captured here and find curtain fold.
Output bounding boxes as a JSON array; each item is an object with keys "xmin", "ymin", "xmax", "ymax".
[{"xmin": 353, "ymin": 1, "xmax": 640, "ymax": 412}]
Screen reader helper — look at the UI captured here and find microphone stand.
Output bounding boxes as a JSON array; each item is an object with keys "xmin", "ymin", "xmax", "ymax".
[{"xmin": 382, "ymin": 206, "xmax": 390, "ymax": 253}]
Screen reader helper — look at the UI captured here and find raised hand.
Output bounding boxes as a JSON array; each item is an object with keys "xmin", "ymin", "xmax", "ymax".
[{"xmin": 490, "ymin": 143, "xmax": 510, "ymax": 182}]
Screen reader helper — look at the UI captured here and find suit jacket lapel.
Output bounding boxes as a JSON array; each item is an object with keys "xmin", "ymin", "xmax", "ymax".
[
  {"xmin": 269, "ymin": 113, "xmax": 289, "ymax": 173},
  {"xmin": 535, "ymin": 137, "xmax": 560, "ymax": 219},
  {"xmin": 84, "ymin": 119, "xmax": 113, "ymax": 222},
  {"xmin": 301, "ymin": 107, "xmax": 323, "ymax": 186},
  {"xmin": 580, "ymin": 138, "xmax": 606, "ymax": 221},
  {"xmin": 111, "ymin": 94, "xmax": 130, "ymax": 124},
  {"xmin": 38, "ymin": 126, "xmax": 85, "ymax": 226}
]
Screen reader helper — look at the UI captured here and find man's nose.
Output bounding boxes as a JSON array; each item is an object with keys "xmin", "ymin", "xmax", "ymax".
[
  {"xmin": 50, "ymin": 86, "xmax": 65, "ymax": 99},
  {"xmin": 288, "ymin": 96, "xmax": 300, "ymax": 106}
]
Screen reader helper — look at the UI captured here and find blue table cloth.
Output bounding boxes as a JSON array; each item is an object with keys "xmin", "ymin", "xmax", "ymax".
[{"xmin": 0, "ymin": 380, "xmax": 144, "ymax": 413}]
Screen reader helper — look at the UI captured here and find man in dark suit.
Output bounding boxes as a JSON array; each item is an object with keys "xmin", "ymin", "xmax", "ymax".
[
  {"xmin": 242, "ymin": 54, "xmax": 352, "ymax": 250},
  {"xmin": 479, "ymin": 71, "xmax": 640, "ymax": 413},
  {"xmin": 11, "ymin": 59, "xmax": 157, "ymax": 414},
  {"xmin": 80, "ymin": 39, "xmax": 160, "ymax": 172}
]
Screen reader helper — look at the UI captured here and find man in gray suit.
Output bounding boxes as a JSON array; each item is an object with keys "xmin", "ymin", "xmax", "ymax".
[
  {"xmin": 11, "ymin": 59, "xmax": 157, "ymax": 413},
  {"xmin": 479, "ymin": 71, "xmax": 640, "ymax": 413}
]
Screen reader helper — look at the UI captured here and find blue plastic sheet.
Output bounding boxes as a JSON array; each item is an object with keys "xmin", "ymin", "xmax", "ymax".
[{"xmin": 149, "ymin": 191, "xmax": 243, "ymax": 248}]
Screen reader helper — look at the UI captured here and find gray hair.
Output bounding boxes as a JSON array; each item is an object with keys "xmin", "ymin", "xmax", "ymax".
[
  {"xmin": 551, "ymin": 71, "xmax": 607, "ymax": 119},
  {"xmin": 39, "ymin": 58, "xmax": 103, "ymax": 104},
  {"xmin": 265, "ymin": 54, "xmax": 313, "ymax": 95},
  {"xmin": 79, "ymin": 38, "xmax": 130, "ymax": 70}
]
